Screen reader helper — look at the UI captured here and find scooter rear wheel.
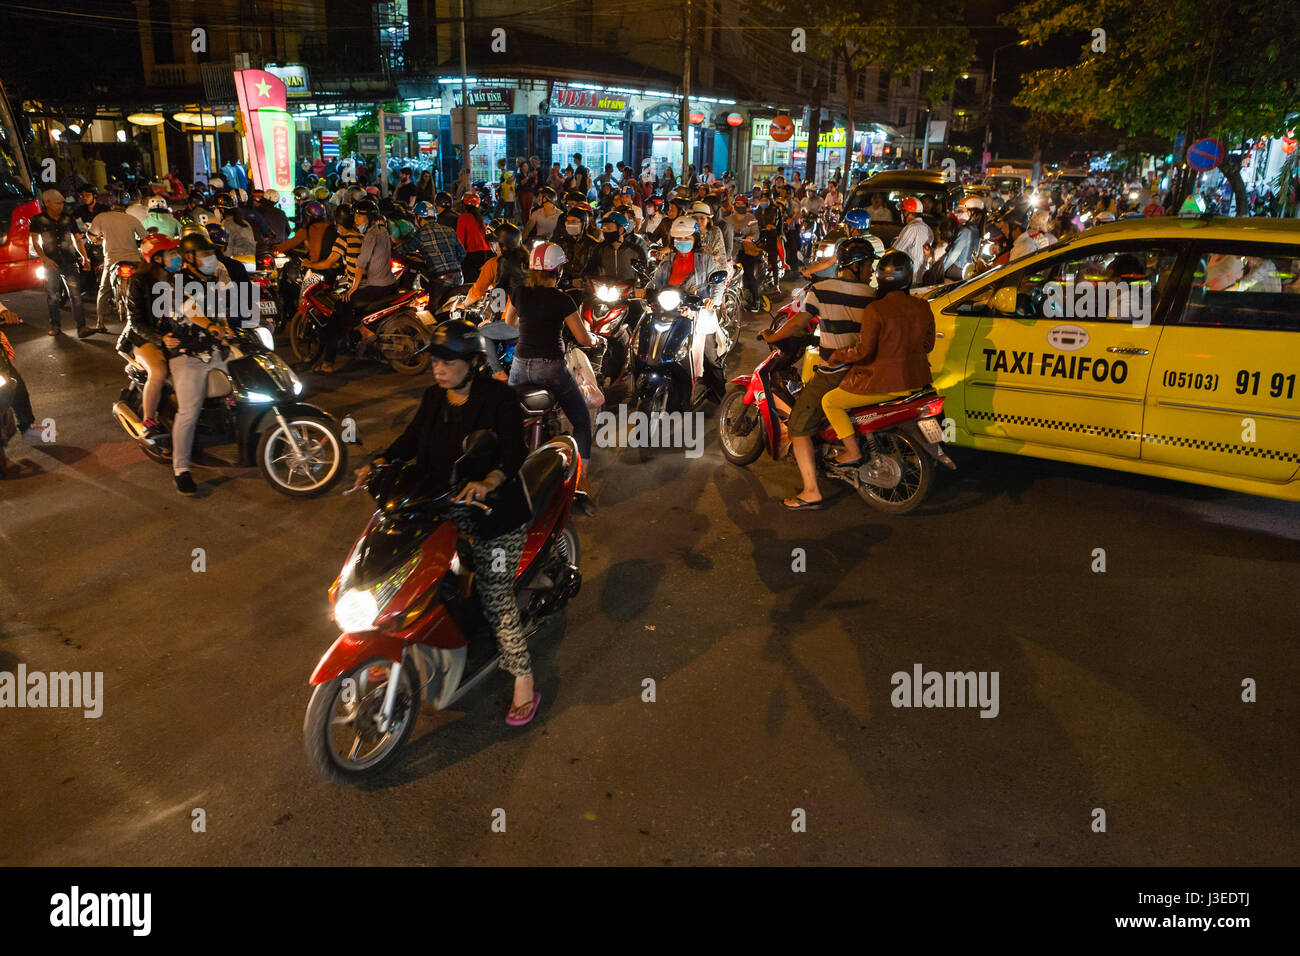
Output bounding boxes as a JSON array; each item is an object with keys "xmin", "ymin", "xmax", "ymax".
[
  {"xmin": 304, "ymin": 656, "xmax": 420, "ymax": 784},
  {"xmin": 854, "ymin": 431, "xmax": 933, "ymax": 515}
]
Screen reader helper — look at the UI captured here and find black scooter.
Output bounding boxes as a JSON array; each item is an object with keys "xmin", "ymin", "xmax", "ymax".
[
  {"xmin": 112, "ymin": 327, "xmax": 348, "ymax": 497},
  {"xmin": 631, "ymin": 270, "xmax": 733, "ymax": 416}
]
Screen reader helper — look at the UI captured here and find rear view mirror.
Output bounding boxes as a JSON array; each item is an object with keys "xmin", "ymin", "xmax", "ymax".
[
  {"xmin": 452, "ymin": 429, "xmax": 498, "ymax": 487},
  {"xmin": 991, "ymin": 286, "xmax": 1019, "ymax": 316},
  {"xmin": 708, "ymin": 270, "xmax": 728, "ymax": 284}
]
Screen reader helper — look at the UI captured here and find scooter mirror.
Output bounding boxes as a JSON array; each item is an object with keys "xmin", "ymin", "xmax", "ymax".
[
  {"xmin": 708, "ymin": 270, "xmax": 728, "ymax": 284},
  {"xmin": 452, "ymin": 429, "xmax": 499, "ymax": 488}
]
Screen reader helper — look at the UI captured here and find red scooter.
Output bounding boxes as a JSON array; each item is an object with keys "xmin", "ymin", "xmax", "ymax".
[
  {"xmin": 303, "ymin": 431, "xmax": 585, "ymax": 784},
  {"xmin": 717, "ymin": 327, "xmax": 954, "ymax": 514},
  {"xmin": 288, "ymin": 276, "xmax": 432, "ymax": 375}
]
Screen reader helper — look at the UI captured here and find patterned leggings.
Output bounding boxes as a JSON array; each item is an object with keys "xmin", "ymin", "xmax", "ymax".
[{"xmin": 457, "ymin": 517, "xmax": 531, "ymax": 678}]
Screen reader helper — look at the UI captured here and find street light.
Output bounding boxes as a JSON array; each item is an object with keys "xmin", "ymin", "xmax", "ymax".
[{"xmin": 982, "ymin": 39, "xmax": 1029, "ymax": 171}]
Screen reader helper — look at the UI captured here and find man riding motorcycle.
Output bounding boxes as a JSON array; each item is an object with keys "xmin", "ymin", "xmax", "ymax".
[
  {"xmin": 554, "ymin": 205, "xmax": 600, "ymax": 284},
  {"xmin": 168, "ymin": 233, "xmax": 237, "ymax": 496},
  {"xmin": 820, "ymin": 250, "xmax": 936, "ymax": 472},
  {"xmin": 586, "ymin": 212, "xmax": 646, "ymax": 281},
  {"xmin": 801, "ymin": 208, "xmax": 883, "ymax": 280},
  {"xmin": 351, "ymin": 319, "xmax": 544, "ymax": 726},
  {"xmin": 759, "ymin": 237, "xmax": 879, "ymax": 510},
  {"xmin": 650, "ymin": 216, "xmax": 727, "ymax": 404},
  {"xmin": 411, "ymin": 199, "xmax": 466, "ymax": 312}
]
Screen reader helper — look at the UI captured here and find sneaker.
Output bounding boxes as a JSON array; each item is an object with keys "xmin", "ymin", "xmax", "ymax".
[{"xmin": 173, "ymin": 471, "xmax": 197, "ymax": 496}]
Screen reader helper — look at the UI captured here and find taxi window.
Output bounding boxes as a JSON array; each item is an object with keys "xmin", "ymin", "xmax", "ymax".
[
  {"xmin": 956, "ymin": 242, "xmax": 1183, "ymax": 323},
  {"xmin": 1179, "ymin": 243, "xmax": 1300, "ymax": 332}
]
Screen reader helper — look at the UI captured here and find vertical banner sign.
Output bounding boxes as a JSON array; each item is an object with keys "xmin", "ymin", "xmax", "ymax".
[{"xmin": 233, "ymin": 69, "xmax": 296, "ymax": 217}]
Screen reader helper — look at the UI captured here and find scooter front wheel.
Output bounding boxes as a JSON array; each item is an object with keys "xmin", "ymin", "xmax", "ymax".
[
  {"xmin": 257, "ymin": 415, "xmax": 347, "ymax": 497},
  {"xmin": 304, "ymin": 656, "xmax": 420, "ymax": 784},
  {"xmin": 717, "ymin": 388, "xmax": 765, "ymax": 466}
]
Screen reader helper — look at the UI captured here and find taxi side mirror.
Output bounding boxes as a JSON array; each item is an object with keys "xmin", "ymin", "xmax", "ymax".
[{"xmin": 991, "ymin": 286, "xmax": 1019, "ymax": 316}]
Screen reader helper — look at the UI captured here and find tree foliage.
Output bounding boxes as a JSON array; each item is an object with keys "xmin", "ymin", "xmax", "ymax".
[
  {"xmin": 339, "ymin": 100, "xmax": 408, "ymax": 157},
  {"xmin": 1007, "ymin": 0, "xmax": 1298, "ymax": 142}
]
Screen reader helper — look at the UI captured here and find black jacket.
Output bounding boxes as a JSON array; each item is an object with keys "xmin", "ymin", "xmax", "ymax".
[{"xmin": 381, "ymin": 375, "xmax": 531, "ymax": 539}]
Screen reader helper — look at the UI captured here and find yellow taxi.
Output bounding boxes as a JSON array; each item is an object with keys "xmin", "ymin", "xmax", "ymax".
[{"xmin": 923, "ymin": 216, "xmax": 1300, "ymax": 500}]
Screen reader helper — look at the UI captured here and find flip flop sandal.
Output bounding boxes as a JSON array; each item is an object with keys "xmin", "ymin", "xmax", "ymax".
[
  {"xmin": 505, "ymin": 691, "xmax": 542, "ymax": 727},
  {"xmin": 782, "ymin": 496, "xmax": 826, "ymax": 511}
]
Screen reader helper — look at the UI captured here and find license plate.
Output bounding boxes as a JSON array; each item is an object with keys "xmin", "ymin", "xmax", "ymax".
[
  {"xmin": 918, "ymin": 417, "xmax": 943, "ymax": 443},
  {"xmin": 260, "ymin": 300, "xmax": 278, "ymax": 315}
]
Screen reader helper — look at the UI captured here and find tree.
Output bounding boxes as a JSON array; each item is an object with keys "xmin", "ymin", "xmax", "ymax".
[
  {"xmin": 339, "ymin": 100, "xmax": 407, "ymax": 158},
  {"xmin": 768, "ymin": 0, "xmax": 974, "ymax": 183},
  {"xmin": 1007, "ymin": 0, "xmax": 1300, "ymax": 213}
]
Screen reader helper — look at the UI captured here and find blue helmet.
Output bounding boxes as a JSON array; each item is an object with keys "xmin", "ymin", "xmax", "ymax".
[
  {"xmin": 844, "ymin": 208, "xmax": 871, "ymax": 231},
  {"xmin": 412, "ymin": 200, "xmax": 436, "ymax": 219},
  {"xmin": 205, "ymin": 224, "xmax": 228, "ymax": 247}
]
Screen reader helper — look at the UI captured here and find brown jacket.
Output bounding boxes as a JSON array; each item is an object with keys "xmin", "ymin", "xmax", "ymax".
[{"xmin": 827, "ymin": 290, "xmax": 936, "ymax": 394}]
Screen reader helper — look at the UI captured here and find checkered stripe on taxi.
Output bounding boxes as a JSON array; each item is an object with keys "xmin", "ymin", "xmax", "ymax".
[
  {"xmin": 967, "ymin": 409, "xmax": 1300, "ymax": 462},
  {"xmin": 967, "ymin": 409, "xmax": 1139, "ymax": 442}
]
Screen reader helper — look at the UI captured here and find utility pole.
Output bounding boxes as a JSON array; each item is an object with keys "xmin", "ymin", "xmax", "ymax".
[
  {"xmin": 681, "ymin": 0, "xmax": 692, "ymax": 179},
  {"xmin": 459, "ymin": 0, "xmax": 471, "ymax": 182}
]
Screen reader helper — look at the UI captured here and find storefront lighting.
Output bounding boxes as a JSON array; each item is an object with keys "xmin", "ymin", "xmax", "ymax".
[
  {"xmin": 718, "ymin": 99, "xmax": 737, "ymax": 105},
  {"xmin": 173, "ymin": 112, "xmax": 219, "ymax": 127},
  {"xmin": 438, "ymin": 77, "xmax": 478, "ymax": 84},
  {"xmin": 126, "ymin": 112, "xmax": 165, "ymax": 127},
  {"xmin": 645, "ymin": 90, "xmax": 674, "ymax": 98},
  {"xmin": 67, "ymin": 124, "xmax": 81, "ymax": 134},
  {"xmin": 330, "ymin": 114, "xmax": 358, "ymax": 122},
  {"xmin": 50, "ymin": 128, "xmax": 61, "ymax": 141},
  {"xmin": 116, "ymin": 130, "xmax": 126, "ymax": 142}
]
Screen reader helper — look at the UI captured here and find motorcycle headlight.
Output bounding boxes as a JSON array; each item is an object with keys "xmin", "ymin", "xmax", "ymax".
[
  {"xmin": 801, "ymin": 231, "xmax": 814, "ymax": 240},
  {"xmin": 0, "ymin": 373, "xmax": 7, "ymax": 387},
  {"xmin": 334, "ymin": 588, "xmax": 380, "ymax": 633},
  {"xmin": 244, "ymin": 390, "xmax": 276, "ymax": 403},
  {"xmin": 255, "ymin": 326, "xmax": 275, "ymax": 350},
  {"xmin": 35, "ymin": 265, "xmax": 46, "ymax": 280},
  {"xmin": 596, "ymin": 284, "xmax": 619, "ymax": 303},
  {"xmin": 819, "ymin": 244, "xmax": 835, "ymax": 257},
  {"xmin": 656, "ymin": 289, "xmax": 682, "ymax": 312}
]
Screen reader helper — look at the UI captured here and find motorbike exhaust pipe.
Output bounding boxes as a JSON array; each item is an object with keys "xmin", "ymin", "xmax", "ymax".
[{"xmin": 112, "ymin": 401, "xmax": 146, "ymax": 440}]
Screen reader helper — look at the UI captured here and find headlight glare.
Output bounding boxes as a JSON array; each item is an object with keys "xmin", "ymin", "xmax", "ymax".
[
  {"xmin": 334, "ymin": 588, "xmax": 379, "ymax": 632},
  {"xmin": 657, "ymin": 289, "xmax": 682, "ymax": 311}
]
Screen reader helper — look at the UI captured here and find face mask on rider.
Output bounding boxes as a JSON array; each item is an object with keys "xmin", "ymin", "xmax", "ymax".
[
  {"xmin": 674, "ymin": 239, "xmax": 694, "ymax": 254},
  {"xmin": 197, "ymin": 254, "xmax": 219, "ymax": 275},
  {"xmin": 162, "ymin": 252, "xmax": 182, "ymax": 273},
  {"xmin": 565, "ymin": 222, "xmax": 582, "ymax": 236},
  {"xmin": 602, "ymin": 230, "xmax": 617, "ymax": 243}
]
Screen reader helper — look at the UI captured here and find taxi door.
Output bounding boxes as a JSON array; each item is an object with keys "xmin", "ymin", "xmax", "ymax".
[
  {"xmin": 1142, "ymin": 241, "xmax": 1300, "ymax": 483},
  {"xmin": 957, "ymin": 240, "xmax": 1185, "ymax": 458}
]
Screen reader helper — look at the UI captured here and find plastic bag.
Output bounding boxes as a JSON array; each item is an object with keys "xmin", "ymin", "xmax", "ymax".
[{"xmin": 566, "ymin": 347, "xmax": 605, "ymax": 412}]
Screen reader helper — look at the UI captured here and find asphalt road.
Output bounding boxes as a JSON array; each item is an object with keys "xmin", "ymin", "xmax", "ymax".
[{"xmin": 1, "ymin": 286, "xmax": 1295, "ymax": 866}]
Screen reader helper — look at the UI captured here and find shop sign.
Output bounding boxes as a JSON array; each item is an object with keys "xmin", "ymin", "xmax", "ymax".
[
  {"xmin": 552, "ymin": 88, "xmax": 629, "ymax": 113},
  {"xmin": 752, "ymin": 117, "xmax": 844, "ymax": 148},
  {"xmin": 452, "ymin": 87, "xmax": 514, "ymax": 112},
  {"xmin": 264, "ymin": 64, "xmax": 311, "ymax": 98}
]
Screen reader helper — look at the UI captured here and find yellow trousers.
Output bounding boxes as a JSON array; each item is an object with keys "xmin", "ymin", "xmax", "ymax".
[{"xmin": 821, "ymin": 387, "xmax": 911, "ymax": 440}]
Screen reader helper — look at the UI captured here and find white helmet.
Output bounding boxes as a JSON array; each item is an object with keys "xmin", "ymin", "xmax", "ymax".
[
  {"xmin": 529, "ymin": 241, "xmax": 567, "ymax": 272},
  {"xmin": 263, "ymin": 188, "xmax": 280, "ymax": 202},
  {"xmin": 690, "ymin": 201, "xmax": 712, "ymax": 217},
  {"xmin": 208, "ymin": 176, "xmax": 225, "ymax": 190},
  {"xmin": 195, "ymin": 208, "xmax": 221, "ymax": 226},
  {"xmin": 147, "ymin": 195, "xmax": 168, "ymax": 211},
  {"xmin": 669, "ymin": 216, "xmax": 699, "ymax": 240}
]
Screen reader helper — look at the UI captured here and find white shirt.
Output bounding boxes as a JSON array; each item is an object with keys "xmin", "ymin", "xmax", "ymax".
[{"xmin": 892, "ymin": 218, "xmax": 933, "ymax": 276}]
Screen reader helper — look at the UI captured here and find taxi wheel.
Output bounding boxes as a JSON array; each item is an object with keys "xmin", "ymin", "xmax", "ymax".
[{"xmin": 855, "ymin": 431, "xmax": 933, "ymax": 515}]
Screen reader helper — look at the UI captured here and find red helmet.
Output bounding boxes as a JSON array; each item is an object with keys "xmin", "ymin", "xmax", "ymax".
[
  {"xmin": 462, "ymin": 192, "xmax": 481, "ymax": 207},
  {"xmin": 140, "ymin": 234, "xmax": 179, "ymax": 261},
  {"xmin": 364, "ymin": 185, "xmax": 380, "ymax": 196},
  {"xmin": 900, "ymin": 197, "xmax": 922, "ymax": 214}
]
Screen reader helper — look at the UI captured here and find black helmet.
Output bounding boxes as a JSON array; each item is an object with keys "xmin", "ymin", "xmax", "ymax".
[
  {"xmin": 836, "ymin": 237, "xmax": 877, "ymax": 271},
  {"xmin": 424, "ymin": 318, "xmax": 486, "ymax": 360},
  {"xmin": 491, "ymin": 219, "xmax": 522, "ymax": 249},
  {"xmin": 434, "ymin": 190, "xmax": 453, "ymax": 209},
  {"xmin": 334, "ymin": 203, "xmax": 355, "ymax": 229},
  {"xmin": 875, "ymin": 250, "xmax": 913, "ymax": 293},
  {"xmin": 293, "ymin": 186, "xmax": 309, "ymax": 202},
  {"xmin": 353, "ymin": 198, "xmax": 379, "ymax": 216},
  {"xmin": 563, "ymin": 189, "xmax": 586, "ymax": 206},
  {"xmin": 177, "ymin": 232, "xmax": 216, "ymax": 256}
]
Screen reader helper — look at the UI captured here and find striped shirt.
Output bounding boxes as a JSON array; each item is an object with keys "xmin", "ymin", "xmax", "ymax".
[
  {"xmin": 803, "ymin": 279, "xmax": 875, "ymax": 360},
  {"xmin": 331, "ymin": 231, "xmax": 363, "ymax": 277}
]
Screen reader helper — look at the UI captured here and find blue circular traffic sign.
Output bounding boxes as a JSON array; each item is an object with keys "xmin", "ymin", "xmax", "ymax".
[{"xmin": 1186, "ymin": 138, "xmax": 1224, "ymax": 171}]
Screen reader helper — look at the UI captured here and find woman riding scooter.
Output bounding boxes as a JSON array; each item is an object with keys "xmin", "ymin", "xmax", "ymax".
[
  {"xmin": 118, "ymin": 234, "xmax": 185, "ymax": 439},
  {"xmin": 350, "ymin": 319, "xmax": 543, "ymax": 726}
]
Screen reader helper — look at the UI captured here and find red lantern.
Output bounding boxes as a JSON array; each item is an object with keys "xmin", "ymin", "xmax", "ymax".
[
  {"xmin": 726, "ymin": 112, "xmax": 744, "ymax": 127},
  {"xmin": 689, "ymin": 112, "xmax": 705, "ymax": 125},
  {"xmin": 1283, "ymin": 131, "xmax": 1298, "ymax": 156}
]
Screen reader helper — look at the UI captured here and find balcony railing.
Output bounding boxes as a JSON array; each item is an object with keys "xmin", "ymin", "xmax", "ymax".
[{"xmin": 151, "ymin": 64, "xmax": 194, "ymax": 88}]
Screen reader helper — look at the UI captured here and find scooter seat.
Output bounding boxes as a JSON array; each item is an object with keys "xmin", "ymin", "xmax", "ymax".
[
  {"xmin": 518, "ymin": 445, "xmax": 565, "ymax": 523},
  {"xmin": 515, "ymin": 386, "xmax": 556, "ymax": 413},
  {"xmin": 861, "ymin": 385, "xmax": 935, "ymax": 410}
]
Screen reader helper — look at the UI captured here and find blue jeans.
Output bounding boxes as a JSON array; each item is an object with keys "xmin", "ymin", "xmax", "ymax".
[
  {"xmin": 508, "ymin": 356, "xmax": 591, "ymax": 460},
  {"xmin": 479, "ymin": 320, "xmax": 518, "ymax": 373}
]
